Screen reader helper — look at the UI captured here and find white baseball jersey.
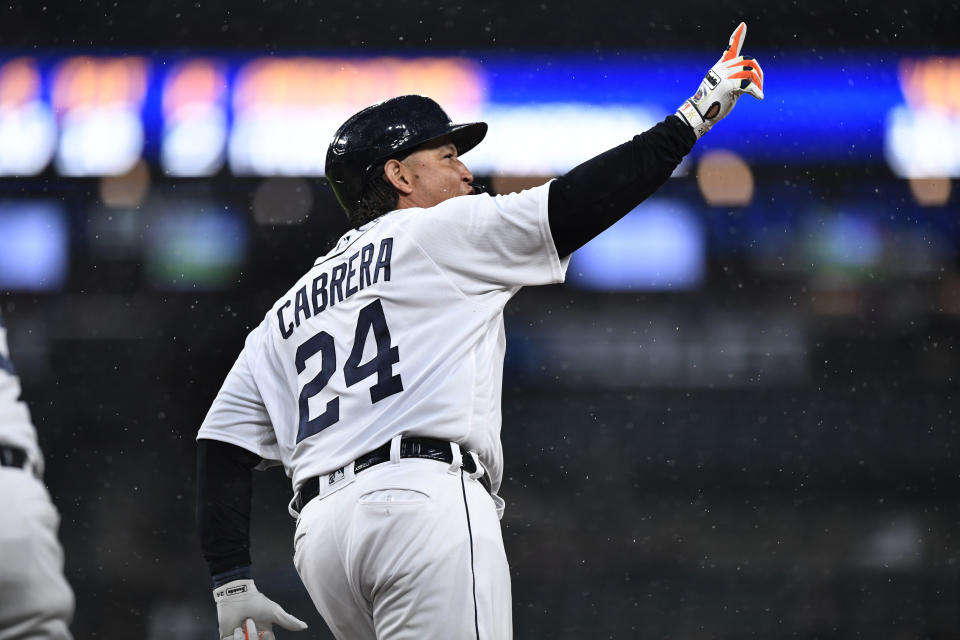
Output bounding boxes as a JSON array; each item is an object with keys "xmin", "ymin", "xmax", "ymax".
[
  {"xmin": 0, "ymin": 312, "xmax": 42, "ymax": 470},
  {"xmin": 197, "ymin": 182, "xmax": 568, "ymax": 504}
]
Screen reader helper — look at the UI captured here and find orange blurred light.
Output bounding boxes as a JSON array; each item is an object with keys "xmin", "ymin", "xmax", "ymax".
[
  {"xmin": 52, "ymin": 56, "xmax": 149, "ymax": 113},
  {"xmin": 908, "ymin": 177, "xmax": 952, "ymax": 206},
  {"xmin": 899, "ymin": 57, "xmax": 960, "ymax": 115},
  {"xmin": 100, "ymin": 159, "xmax": 151, "ymax": 208},
  {"xmin": 696, "ymin": 149, "xmax": 755, "ymax": 206},
  {"xmin": 0, "ymin": 58, "xmax": 41, "ymax": 108},
  {"xmin": 233, "ymin": 57, "xmax": 486, "ymax": 113},
  {"xmin": 163, "ymin": 60, "xmax": 226, "ymax": 115}
]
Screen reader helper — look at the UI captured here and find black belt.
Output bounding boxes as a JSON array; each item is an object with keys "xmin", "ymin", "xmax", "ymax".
[
  {"xmin": 295, "ymin": 437, "xmax": 491, "ymax": 513},
  {"xmin": 0, "ymin": 445, "xmax": 27, "ymax": 469}
]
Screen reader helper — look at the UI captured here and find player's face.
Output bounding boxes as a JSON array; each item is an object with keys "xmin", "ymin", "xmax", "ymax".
[{"xmin": 399, "ymin": 138, "xmax": 476, "ymax": 208}]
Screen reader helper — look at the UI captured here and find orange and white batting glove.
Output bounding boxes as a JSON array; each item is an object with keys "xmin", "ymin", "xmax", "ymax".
[
  {"xmin": 676, "ymin": 22, "xmax": 765, "ymax": 138},
  {"xmin": 213, "ymin": 579, "xmax": 308, "ymax": 640},
  {"xmin": 229, "ymin": 619, "xmax": 273, "ymax": 640}
]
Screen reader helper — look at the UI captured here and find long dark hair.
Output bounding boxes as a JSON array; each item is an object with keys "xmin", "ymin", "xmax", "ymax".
[{"xmin": 351, "ymin": 164, "xmax": 400, "ymax": 227}]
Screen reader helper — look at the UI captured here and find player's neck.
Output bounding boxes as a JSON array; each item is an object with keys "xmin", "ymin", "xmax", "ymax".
[{"xmin": 395, "ymin": 193, "xmax": 432, "ymax": 210}]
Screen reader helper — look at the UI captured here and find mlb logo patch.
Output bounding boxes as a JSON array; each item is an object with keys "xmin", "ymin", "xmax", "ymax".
[{"xmin": 329, "ymin": 468, "xmax": 345, "ymax": 485}]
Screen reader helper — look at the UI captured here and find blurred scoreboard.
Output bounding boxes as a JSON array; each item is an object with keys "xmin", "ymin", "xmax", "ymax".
[
  {"xmin": 0, "ymin": 55, "xmax": 487, "ymax": 178},
  {"xmin": 1, "ymin": 51, "xmax": 957, "ymax": 178}
]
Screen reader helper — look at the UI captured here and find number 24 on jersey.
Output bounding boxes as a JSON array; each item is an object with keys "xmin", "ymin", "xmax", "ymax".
[{"xmin": 295, "ymin": 299, "xmax": 403, "ymax": 443}]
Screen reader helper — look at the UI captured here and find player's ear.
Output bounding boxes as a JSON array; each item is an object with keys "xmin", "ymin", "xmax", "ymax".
[{"xmin": 383, "ymin": 158, "xmax": 414, "ymax": 195}]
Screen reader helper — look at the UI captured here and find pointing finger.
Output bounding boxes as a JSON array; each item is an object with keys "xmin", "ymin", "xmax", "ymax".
[{"xmin": 721, "ymin": 22, "xmax": 747, "ymax": 62}]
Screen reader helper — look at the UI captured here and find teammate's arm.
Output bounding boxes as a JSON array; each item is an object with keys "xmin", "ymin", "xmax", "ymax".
[{"xmin": 548, "ymin": 22, "xmax": 764, "ymax": 257}]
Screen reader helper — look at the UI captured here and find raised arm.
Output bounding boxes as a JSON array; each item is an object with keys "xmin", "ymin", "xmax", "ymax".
[{"xmin": 548, "ymin": 22, "xmax": 764, "ymax": 257}]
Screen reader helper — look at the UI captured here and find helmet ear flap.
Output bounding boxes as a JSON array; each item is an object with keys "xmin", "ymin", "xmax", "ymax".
[{"xmin": 325, "ymin": 95, "xmax": 487, "ymax": 217}]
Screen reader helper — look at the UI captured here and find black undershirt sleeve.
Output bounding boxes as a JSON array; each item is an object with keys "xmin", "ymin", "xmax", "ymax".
[
  {"xmin": 548, "ymin": 114, "xmax": 697, "ymax": 258},
  {"xmin": 196, "ymin": 438, "xmax": 262, "ymax": 578}
]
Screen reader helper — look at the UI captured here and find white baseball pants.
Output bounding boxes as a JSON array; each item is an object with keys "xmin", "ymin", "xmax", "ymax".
[{"xmin": 293, "ymin": 451, "xmax": 512, "ymax": 639}]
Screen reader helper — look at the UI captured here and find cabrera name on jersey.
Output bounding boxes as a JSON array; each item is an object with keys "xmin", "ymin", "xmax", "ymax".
[
  {"xmin": 276, "ymin": 236, "xmax": 394, "ymax": 339},
  {"xmin": 197, "ymin": 185, "xmax": 568, "ymax": 500}
]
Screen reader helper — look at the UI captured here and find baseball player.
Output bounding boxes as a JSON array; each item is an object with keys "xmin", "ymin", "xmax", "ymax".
[
  {"xmin": 197, "ymin": 23, "xmax": 763, "ymax": 640},
  {"xmin": 0, "ymin": 310, "xmax": 75, "ymax": 639}
]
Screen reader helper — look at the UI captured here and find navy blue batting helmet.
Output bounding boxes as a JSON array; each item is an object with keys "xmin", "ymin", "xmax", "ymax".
[{"xmin": 325, "ymin": 95, "xmax": 487, "ymax": 217}]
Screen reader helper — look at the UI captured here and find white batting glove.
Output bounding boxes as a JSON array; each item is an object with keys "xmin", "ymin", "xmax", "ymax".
[
  {"xmin": 676, "ymin": 22, "xmax": 765, "ymax": 138},
  {"xmin": 213, "ymin": 579, "xmax": 308, "ymax": 640}
]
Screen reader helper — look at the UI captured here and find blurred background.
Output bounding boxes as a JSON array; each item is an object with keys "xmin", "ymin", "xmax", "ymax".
[{"xmin": 1, "ymin": 1, "xmax": 958, "ymax": 637}]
